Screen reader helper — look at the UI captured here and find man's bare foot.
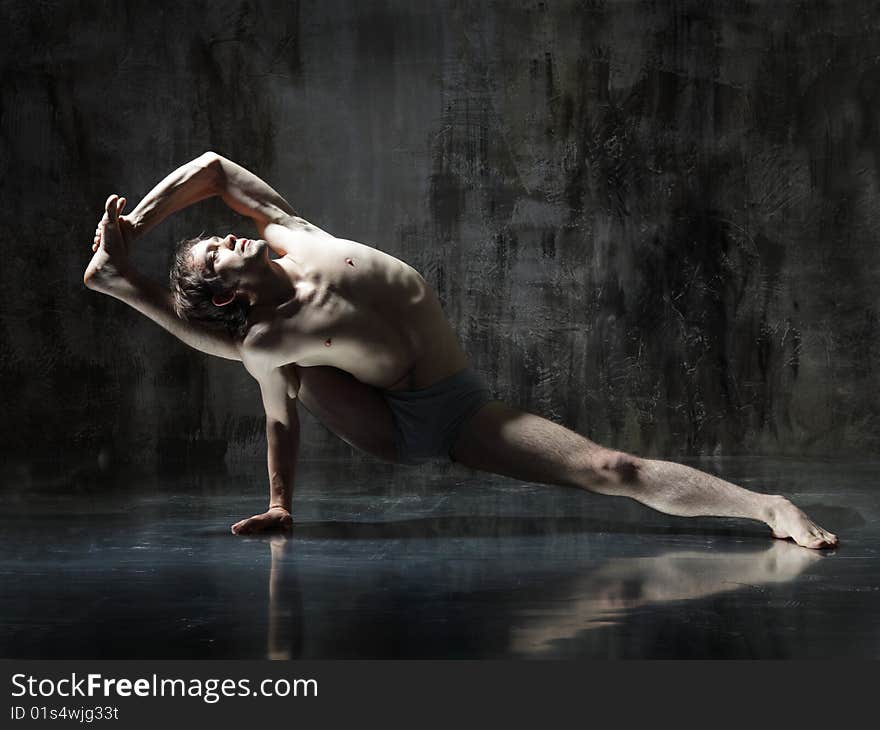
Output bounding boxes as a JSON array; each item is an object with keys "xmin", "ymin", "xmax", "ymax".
[
  {"xmin": 766, "ymin": 496, "xmax": 838, "ymax": 549},
  {"xmin": 83, "ymin": 194, "xmax": 131, "ymax": 294},
  {"xmin": 231, "ymin": 507, "xmax": 293, "ymax": 535},
  {"xmin": 84, "ymin": 242, "xmax": 125, "ymax": 294}
]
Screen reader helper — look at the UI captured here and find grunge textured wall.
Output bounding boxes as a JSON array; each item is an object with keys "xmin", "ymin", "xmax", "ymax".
[{"xmin": 1, "ymin": 0, "xmax": 878, "ymax": 469}]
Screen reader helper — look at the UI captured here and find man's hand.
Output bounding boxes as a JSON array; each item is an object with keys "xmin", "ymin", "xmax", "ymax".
[
  {"xmin": 83, "ymin": 194, "xmax": 134, "ymax": 293},
  {"xmin": 231, "ymin": 506, "xmax": 293, "ymax": 535}
]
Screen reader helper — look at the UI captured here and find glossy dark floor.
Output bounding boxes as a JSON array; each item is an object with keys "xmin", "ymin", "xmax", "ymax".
[{"xmin": 1, "ymin": 456, "xmax": 876, "ymax": 659}]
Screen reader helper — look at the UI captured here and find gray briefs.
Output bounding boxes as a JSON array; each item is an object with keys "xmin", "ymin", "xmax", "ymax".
[{"xmin": 382, "ymin": 368, "xmax": 493, "ymax": 464}]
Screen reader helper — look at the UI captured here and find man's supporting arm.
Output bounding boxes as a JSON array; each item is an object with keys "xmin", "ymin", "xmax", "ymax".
[
  {"xmin": 231, "ymin": 362, "xmax": 300, "ymax": 535},
  {"xmin": 265, "ymin": 405, "xmax": 300, "ymax": 513}
]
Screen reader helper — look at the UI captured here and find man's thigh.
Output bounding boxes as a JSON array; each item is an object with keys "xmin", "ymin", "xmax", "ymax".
[
  {"xmin": 294, "ymin": 365, "xmax": 396, "ymax": 462},
  {"xmin": 451, "ymin": 401, "xmax": 608, "ymax": 488}
]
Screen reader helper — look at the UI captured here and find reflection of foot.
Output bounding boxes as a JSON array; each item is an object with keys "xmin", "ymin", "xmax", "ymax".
[
  {"xmin": 767, "ymin": 497, "xmax": 838, "ymax": 549},
  {"xmin": 758, "ymin": 540, "xmax": 824, "ymax": 581}
]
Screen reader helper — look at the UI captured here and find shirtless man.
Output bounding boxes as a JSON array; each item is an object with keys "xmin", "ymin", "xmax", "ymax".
[{"xmin": 83, "ymin": 152, "xmax": 838, "ymax": 549}]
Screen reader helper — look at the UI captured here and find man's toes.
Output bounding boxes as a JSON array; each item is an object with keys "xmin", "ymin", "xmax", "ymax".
[
  {"xmin": 805, "ymin": 533, "xmax": 834, "ymax": 549},
  {"xmin": 789, "ymin": 530, "xmax": 821, "ymax": 549}
]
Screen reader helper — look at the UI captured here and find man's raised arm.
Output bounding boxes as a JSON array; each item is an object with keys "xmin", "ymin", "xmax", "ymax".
[
  {"xmin": 84, "ymin": 153, "xmax": 321, "ymax": 359},
  {"xmin": 85, "ymin": 194, "xmax": 242, "ymax": 361},
  {"xmin": 126, "ymin": 151, "xmax": 301, "ymax": 240}
]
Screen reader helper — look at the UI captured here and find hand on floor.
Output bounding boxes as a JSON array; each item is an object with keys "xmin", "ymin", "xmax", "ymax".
[{"xmin": 230, "ymin": 507, "xmax": 293, "ymax": 535}]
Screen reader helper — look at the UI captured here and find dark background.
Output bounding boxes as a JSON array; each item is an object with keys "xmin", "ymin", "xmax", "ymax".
[{"xmin": 1, "ymin": 0, "xmax": 878, "ymax": 473}]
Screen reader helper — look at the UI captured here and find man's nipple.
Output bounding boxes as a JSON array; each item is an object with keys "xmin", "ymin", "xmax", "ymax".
[{"xmin": 345, "ymin": 257, "xmax": 355, "ymax": 267}]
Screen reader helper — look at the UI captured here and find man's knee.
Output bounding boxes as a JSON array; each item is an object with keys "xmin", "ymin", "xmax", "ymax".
[
  {"xmin": 579, "ymin": 449, "xmax": 643, "ymax": 491},
  {"xmin": 602, "ymin": 450, "xmax": 643, "ymax": 484}
]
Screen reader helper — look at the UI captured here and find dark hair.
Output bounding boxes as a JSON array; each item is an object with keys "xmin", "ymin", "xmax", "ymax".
[{"xmin": 169, "ymin": 236, "xmax": 251, "ymax": 339}]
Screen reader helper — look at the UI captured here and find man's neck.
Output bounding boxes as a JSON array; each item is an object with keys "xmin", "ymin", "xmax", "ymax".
[{"xmin": 251, "ymin": 259, "xmax": 298, "ymax": 308}]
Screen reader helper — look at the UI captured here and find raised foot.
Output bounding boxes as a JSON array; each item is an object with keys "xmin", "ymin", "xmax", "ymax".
[
  {"xmin": 83, "ymin": 194, "xmax": 131, "ymax": 294},
  {"xmin": 767, "ymin": 496, "xmax": 838, "ymax": 549},
  {"xmin": 83, "ymin": 244, "xmax": 125, "ymax": 294}
]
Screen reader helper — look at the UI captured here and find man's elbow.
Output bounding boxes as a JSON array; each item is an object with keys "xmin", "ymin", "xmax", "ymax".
[
  {"xmin": 198, "ymin": 150, "xmax": 239, "ymax": 173},
  {"xmin": 197, "ymin": 150, "xmax": 222, "ymax": 165},
  {"xmin": 194, "ymin": 151, "xmax": 225, "ymax": 187}
]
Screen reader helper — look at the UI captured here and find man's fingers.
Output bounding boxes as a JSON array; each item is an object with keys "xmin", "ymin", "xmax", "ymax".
[
  {"xmin": 231, "ymin": 516, "xmax": 258, "ymax": 535},
  {"xmin": 105, "ymin": 194, "xmax": 118, "ymax": 223},
  {"xmin": 244, "ymin": 516, "xmax": 268, "ymax": 534},
  {"xmin": 116, "ymin": 196, "xmax": 126, "ymax": 215},
  {"xmin": 230, "ymin": 512, "xmax": 289, "ymax": 536}
]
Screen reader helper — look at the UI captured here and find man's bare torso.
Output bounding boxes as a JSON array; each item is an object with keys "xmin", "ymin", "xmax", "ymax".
[{"xmin": 243, "ymin": 221, "xmax": 469, "ymax": 391}]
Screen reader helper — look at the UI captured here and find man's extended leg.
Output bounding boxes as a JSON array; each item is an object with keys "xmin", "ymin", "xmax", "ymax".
[{"xmin": 450, "ymin": 402, "xmax": 837, "ymax": 549}]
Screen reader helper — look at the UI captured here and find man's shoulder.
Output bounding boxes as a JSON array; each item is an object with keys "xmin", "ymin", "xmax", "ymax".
[
  {"xmin": 242, "ymin": 318, "xmax": 289, "ymax": 354},
  {"xmin": 263, "ymin": 215, "xmax": 335, "ymax": 253},
  {"xmin": 239, "ymin": 326, "xmax": 288, "ymax": 381},
  {"xmin": 242, "ymin": 320, "xmax": 275, "ymax": 350},
  {"xmin": 239, "ymin": 342, "xmax": 299, "ymax": 397},
  {"xmin": 240, "ymin": 300, "xmax": 308, "ymax": 363}
]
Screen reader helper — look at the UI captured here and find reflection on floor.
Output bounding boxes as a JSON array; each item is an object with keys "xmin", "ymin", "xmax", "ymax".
[{"xmin": 0, "ymin": 456, "xmax": 875, "ymax": 659}]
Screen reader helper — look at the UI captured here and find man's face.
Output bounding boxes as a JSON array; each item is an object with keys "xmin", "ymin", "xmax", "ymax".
[{"xmin": 189, "ymin": 234, "xmax": 269, "ymax": 287}]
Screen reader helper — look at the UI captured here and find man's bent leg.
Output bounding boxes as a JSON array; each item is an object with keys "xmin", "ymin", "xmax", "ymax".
[
  {"xmin": 451, "ymin": 402, "xmax": 838, "ymax": 549},
  {"xmin": 295, "ymin": 366, "xmax": 397, "ymax": 462}
]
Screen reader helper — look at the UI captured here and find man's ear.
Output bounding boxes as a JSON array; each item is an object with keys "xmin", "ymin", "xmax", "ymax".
[{"xmin": 212, "ymin": 290, "xmax": 236, "ymax": 307}]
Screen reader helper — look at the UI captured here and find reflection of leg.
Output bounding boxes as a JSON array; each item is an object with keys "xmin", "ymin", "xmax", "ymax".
[
  {"xmin": 295, "ymin": 366, "xmax": 396, "ymax": 462},
  {"xmin": 596, "ymin": 541, "xmax": 823, "ymax": 606},
  {"xmin": 451, "ymin": 402, "xmax": 837, "ymax": 549},
  {"xmin": 511, "ymin": 541, "xmax": 822, "ymax": 653}
]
